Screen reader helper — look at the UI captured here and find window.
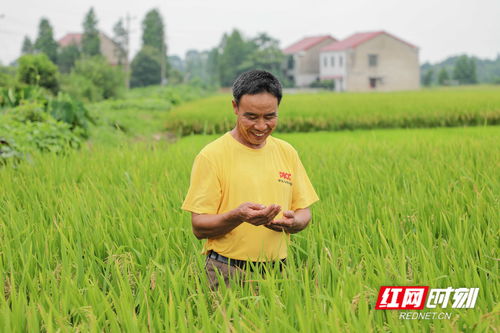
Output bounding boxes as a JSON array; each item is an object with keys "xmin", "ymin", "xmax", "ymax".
[
  {"xmin": 369, "ymin": 77, "xmax": 383, "ymax": 88},
  {"xmin": 331, "ymin": 56, "xmax": 335, "ymax": 67},
  {"xmin": 368, "ymin": 54, "xmax": 378, "ymax": 67},
  {"xmin": 324, "ymin": 56, "xmax": 328, "ymax": 67},
  {"xmin": 339, "ymin": 56, "xmax": 343, "ymax": 67},
  {"xmin": 287, "ymin": 55, "xmax": 295, "ymax": 70}
]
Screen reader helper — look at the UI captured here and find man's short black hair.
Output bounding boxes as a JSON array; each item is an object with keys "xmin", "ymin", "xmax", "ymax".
[{"xmin": 232, "ymin": 70, "xmax": 283, "ymax": 106}]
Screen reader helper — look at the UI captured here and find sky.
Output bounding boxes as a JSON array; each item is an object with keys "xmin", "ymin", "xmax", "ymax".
[{"xmin": 1, "ymin": 0, "xmax": 499, "ymax": 65}]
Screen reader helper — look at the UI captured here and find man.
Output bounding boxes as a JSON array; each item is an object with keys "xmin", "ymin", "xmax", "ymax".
[{"xmin": 182, "ymin": 70, "xmax": 319, "ymax": 290}]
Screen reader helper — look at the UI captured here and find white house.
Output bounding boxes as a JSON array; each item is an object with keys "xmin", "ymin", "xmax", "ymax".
[{"xmin": 319, "ymin": 31, "xmax": 419, "ymax": 92}]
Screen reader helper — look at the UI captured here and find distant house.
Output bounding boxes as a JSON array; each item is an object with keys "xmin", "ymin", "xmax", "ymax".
[
  {"xmin": 283, "ymin": 35, "xmax": 337, "ymax": 87},
  {"xmin": 319, "ymin": 31, "xmax": 419, "ymax": 92},
  {"xmin": 58, "ymin": 32, "xmax": 124, "ymax": 66}
]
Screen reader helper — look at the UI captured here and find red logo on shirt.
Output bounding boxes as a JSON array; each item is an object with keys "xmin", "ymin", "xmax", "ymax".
[{"xmin": 279, "ymin": 172, "xmax": 292, "ymax": 180}]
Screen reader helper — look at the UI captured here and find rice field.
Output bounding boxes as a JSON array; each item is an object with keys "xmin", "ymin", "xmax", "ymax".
[
  {"xmin": 164, "ymin": 87, "xmax": 500, "ymax": 135},
  {"xmin": 1, "ymin": 126, "xmax": 498, "ymax": 331}
]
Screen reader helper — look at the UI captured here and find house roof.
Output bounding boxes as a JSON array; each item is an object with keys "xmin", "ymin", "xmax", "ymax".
[
  {"xmin": 283, "ymin": 35, "xmax": 336, "ymax": 54},
  {"xmin": 58, "ymin": 33, "xmax": 82, "ymax": 47},
  {"xmin": 321, "ymin": 31, "xmax": 417, "ymax": 52},
  {"xmin": 58, "ymin": 32, "xmax": 122, "ymax": 49}
]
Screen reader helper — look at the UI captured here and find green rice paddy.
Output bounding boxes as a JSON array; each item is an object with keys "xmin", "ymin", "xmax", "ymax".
[
  {"xmin": 164, "ymin": 87, "xmax": 500, "ymax": 135},
  {"xmin": 1, "ymin": 125, "xmax": 498, "ymax": 331}
]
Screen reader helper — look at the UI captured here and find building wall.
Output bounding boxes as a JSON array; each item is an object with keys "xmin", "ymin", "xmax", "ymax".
[
  {"xmin": 99, "ymin": 33, "xmax": 122, "ymax": 66},
  {"xmin": 292, "ymin": 38, "xmax": 336, "ymax": 87},
  {"xmin": 346, "ymin": 34, "xmax": 419, "ymax": 92},
  {"xmin": 319, "ymin": 51, "xmax": 347, "ymax": 91}
]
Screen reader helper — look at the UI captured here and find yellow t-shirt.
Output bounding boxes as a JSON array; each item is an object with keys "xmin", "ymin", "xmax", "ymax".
[{"xmin": 181, "ymin": 132, "xmax": 319, "ymax": 261}]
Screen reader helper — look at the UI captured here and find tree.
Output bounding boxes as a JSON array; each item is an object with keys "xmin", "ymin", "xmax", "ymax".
[
  {"xmin": 167, "ymin": 55, "xmax": 184, "ymax": 84},
  {"xmin": 206, "ymin": 47, "xmax": 221, "ymax": 86},
  {"xmin": 21, "ymin": 36, "xmax": 34, "ymax": 55},
  {"xmin": 437, "ymin": 68, "xmax": 449, "ymax": 85},
  {"xmin": 57, "ymin": 44, "xmax": 81, "ymax": 74},
  {"xmin": 453, "ymin": 55, "xmax": 477, "ymax": 85},
  {"xmin": 142, "ymin": 9, "xmax": 166, "ymax": 52},
  {"xmin": 168, "ymin": 55, "xmax": 184, "ymax": 73},
  {"xmin": 17, "ymin": 53, "xmax": 59, "ymax": 93},
  {"xmin": 82, "ymin": 8, "xmax": 100, "ymax": 56},
  {"xmin": 469, "ymin": 58, "xmax": 477, "ymax": 84},
  {"xmin": 185, "ymin": 50, "xmax": 207, "ymax": 82},
  {"xmin": 422, "ymin": 69, "xmax": 433, "ymax": 86},
  {"xmin": 34, "ymin": 18, "xmax": 58, "ymax": 63},
  {"xmin": 141, "ymin": 9, "xmax": 167, "ymax": 83},
  {"xmin": 130, "ymin": 46, "xmax": 162, "ymax": 87},
  {"xmin": 219, "ymin": 29, "xmax": 250, "ymax": 86},
  {"xmin": 113, "ymin": 17, "xmax": 129, "ymax": 88},
  {"xmin": 113, "ymin": 18, "xmax": 127, "ymax": 66},
  {"xmin": 239, "ymin": 33, "xmax": 287, "ymax": 85}
]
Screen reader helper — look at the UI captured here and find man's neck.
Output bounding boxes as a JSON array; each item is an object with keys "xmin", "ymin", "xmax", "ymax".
[{"xmin": 230, "ymin": 128, "xmax": 266, "ymax": 149}]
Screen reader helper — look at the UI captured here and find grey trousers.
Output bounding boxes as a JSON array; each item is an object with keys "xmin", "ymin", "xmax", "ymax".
[
  {"xmin": 204, "ymin": 257, "xmax": 246, "ymax": 290},
  {"xmin": 204, "ymin": 256, "xmax": 286, "ymax": 290}
]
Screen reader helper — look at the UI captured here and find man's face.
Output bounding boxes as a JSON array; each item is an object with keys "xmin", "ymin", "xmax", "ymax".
[{"xmin": 232, "ymin": 92, "xmax": 278, "ymax": 149}]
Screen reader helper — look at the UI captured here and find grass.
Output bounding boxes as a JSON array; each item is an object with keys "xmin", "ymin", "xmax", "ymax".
[
  {"xmin": 86, "ymin": 84, "xmax": 214, "ymax": 146},
  {"xmin": 164, "ymin": 86, "xmax": 500, "ymax": 135},
  {"xmin": 1, "ymin": 126, "xmax": 498, "ymax": 331}
]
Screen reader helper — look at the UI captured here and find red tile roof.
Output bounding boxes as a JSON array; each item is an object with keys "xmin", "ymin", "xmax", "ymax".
[
  {"xmin": 58, "ymin": 33, "xmax": 82, "ymax": 47},
  {"xmin": 321, "ymin": 31, "xmax": 417, "ymax": 52},
  {"xmin": 283, "ymin": 35, "xmax": 337, "ymax": 54}
]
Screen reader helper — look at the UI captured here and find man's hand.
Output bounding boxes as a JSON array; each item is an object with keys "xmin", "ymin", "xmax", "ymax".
[
  {"xmin": 191, "ymin": 202, "xmax": 281, "ymax": 239},
  {"xmin": 264, "ymin": 208, "xmax": 312, "ymax": 234},
  {"xmin": 233, "ymin": 202, "xmax": 281, "ymax": 226}
]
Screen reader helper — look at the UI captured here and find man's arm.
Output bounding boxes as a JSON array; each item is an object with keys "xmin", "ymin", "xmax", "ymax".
[
  {"xmin": 264, "ymin": 207, "xmax": 312, "ymax": 234},
  {"xmin": 191, "ymin": 203, "xmax": 281, "ymax": 239}
]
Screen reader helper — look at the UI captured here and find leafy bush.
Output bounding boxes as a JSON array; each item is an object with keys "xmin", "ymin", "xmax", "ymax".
[
  {"xmin": 17, "ymin": 54, "xmax": 59, "ymax": 94},
  {"xmin": 60, "ymin": 74, "xmax": 102, "ymax": 102},
  {"xmin": 62, "ymin": 56, "xmax": 125, "ymax": 102},
  {"xmin": 0, "ymin": 85, "xmax": 50, "ymax": 108},
  {"xmin": 310, "ymin": 79, "xmax": 335, "ymax": 90},
  {"xmin": 48, "ymin": 93, "xmax": 95, "ymax": 138},
  {"xmin": 2, "ymin": 102, "xmax": 50, "ymax": 123},
  {"xmin": 0, "ymin": 65, "xmax": 16, "ymax": 87},
  {"xmin": 0, "ymin": 114, "xmax": 81, "ymax": 164},
  {"xmin": 1, "ymin": 88, "xmax": 94, "ymax": 137},
  {"xmin": 0, "ymin": 138, "xmax": 23, "ymax": 165}
]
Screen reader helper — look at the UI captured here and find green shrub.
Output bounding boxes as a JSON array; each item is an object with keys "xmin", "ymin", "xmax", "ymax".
[
  {"xmin": 0, "ymin": 114, "xmax": 81, "ymax": 164},
  {"xmin": 62, "ymin": 56, "xmax": 125, "ymax": 102},
  {"xmin": 2, "ymin": 102, "xmax": 50, "ymax": 123},
  {"xmin": 0, "ymin": 85, "xmax": 50, "ymax": 108},
  {"xmin": 48, "ymin": 93, "xmax": 95, "ymax": 137},
  {"xmin": 17, "ymin": 54, "xmax": 59, "ymax": 94},
  {"xmin": 0, "ymin": 65, "xmax": 16, "ymax": 87},
  {"xmin": 60, "ymin": 73, "xmax": 102, "ymax": 102},
  {"xmin": 310, "ymin": 79, "xmax": 335, "ymax": 90},
  {"xmin": 0, "ymin": 137, "xmax": 23, "ymax": 165}
]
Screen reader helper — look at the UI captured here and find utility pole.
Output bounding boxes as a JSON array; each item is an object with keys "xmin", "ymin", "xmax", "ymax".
[
  {"xmin": 160, "ymin": 35, "xmax": 166, "ymax": 86},
  {"xmin": 124, "ymin": 13, "xmax": 134, "ymax": 90}
]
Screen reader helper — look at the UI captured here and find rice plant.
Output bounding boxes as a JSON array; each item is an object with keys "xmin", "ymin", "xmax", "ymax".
[{"xmin": 0, "ymin": 126, "xmax": 498, "ymax": 331}]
